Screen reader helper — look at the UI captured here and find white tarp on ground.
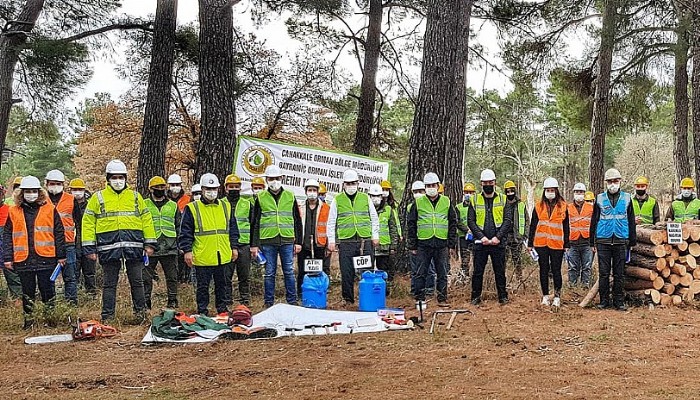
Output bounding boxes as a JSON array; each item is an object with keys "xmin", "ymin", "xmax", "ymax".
[{"xmin": 141, "ymin": 304, "xmax": 407, "ymax": 344}]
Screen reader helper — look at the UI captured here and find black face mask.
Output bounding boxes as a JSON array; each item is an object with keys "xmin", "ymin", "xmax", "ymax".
[
  {"xmin": 636, "ymin": 189, "xmax": 646, "ymax": 196},
  {"xmin": 506, "ymin": 194, "xmax": 516, "ymax": 201},
  {"xmin": 482, "ymin": 185, "xmax": 495, "ymax": 195},
  {"xmin": 153, "ymin": 189, "xmax": 166, "ymax": 198},
  {"xmin": 227, "ymin": 190, "xmax": 240, "ymax": 200}
]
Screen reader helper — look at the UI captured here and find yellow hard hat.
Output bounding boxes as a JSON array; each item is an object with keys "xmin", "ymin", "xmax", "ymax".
[
  {"xmin": 149, "ymin": 176, "xmax": 167, "ymax": 188},
  {"xmin": 380, "ymin": 180, "xmax": 392, "ymax": 190},
  {"xmin": 438, "ymin": 183, "xmax": 444, "ymax": 194},
  {"xmin": 225, "ymin": 174, "xmax": 241, "ymax": 184},
  {"xmin": 463, "ymin": 182, "xmax": 476, "ymax": 192},
  {"xmin": 319, "ymin": 183, "xmax": 327, "ymax": 194},
  {"xmin": 504, "ymin": 180, "xmax": 516, "ymax": 190},
  {"xmin": 12, "ymin": 177, "xmax": 22, "ymax": 185},
  {"xmin": 634, "ymin": 176, "xmax": 649, "ymax": 186},
  {"xmin": 69, "ymin": 178, "xmax": 86, "ymax": 189},
  {"xmin": 681, "ymin": 177, "xmax": 695, "ymax": 188},
  {"xmin": 584, "ymin": 191, "xmax": 595, "ymax": 201},
  {"xmin": 251, "ymin": 176, "xmax": 265, "ymax": 186}
]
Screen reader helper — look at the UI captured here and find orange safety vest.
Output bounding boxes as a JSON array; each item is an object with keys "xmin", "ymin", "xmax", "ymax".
[
  {"xmin": 56, "ymin": 193, "xmax": 75, "ymax": 244},
  {"xmin": 9, "ymin": 203, "xmax": 56, "ymax": 262},
  {"xmin": 567, "ymin": 202, "xmax": 592, "ymax": 241},
  {"xmin": 315, "ymin": 202, "xmax": 330, "ymax": 247},
  {"xmin": 533, "ymin": 200, "xmax": 566, "ymax": 250},
  {"xmin": 0, "ymin": 203, "xmax": 8, "ymax": 226},
  {"xmin": 177, "ymin": 194, "xmax": 191, "ymax": 213}
]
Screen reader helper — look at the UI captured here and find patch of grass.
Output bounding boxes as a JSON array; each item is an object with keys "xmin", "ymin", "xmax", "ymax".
[{"xmin": 588, "ymin": 333, "xmax": 610, "ymax": 342}]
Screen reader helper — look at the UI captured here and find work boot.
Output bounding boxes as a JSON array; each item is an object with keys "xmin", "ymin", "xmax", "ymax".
[
  {"xmin": 471, "ymin": 297, "xmax": 481, "ymax": 306},
  {"xmin": 614, "ymin": 302, "xmax": 628, "ymax": 311},
  {"xmin": 499, "ymin": 297, "xmax": 509, "ymax": 305},
  {"xmin": 596, "ymin": 301, "xmax": 610, "ymax": 310}
]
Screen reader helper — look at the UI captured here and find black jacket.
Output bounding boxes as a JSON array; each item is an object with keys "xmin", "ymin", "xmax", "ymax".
[{"xmin": 3, "ymin": 201, "xmax": 66, "ymax": 271}]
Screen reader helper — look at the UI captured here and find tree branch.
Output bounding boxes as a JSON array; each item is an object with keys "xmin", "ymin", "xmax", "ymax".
[{"xmin": 58, "ymin": 22, "xmax": 154, "ymax": 43}]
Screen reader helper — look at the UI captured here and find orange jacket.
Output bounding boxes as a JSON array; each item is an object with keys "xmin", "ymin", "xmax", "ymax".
[
  {"xmin": 56, "ymin": 193, "xmax": 76, "ymax": 244},
  {"xmin": 9, "ymin": 203, "xmax": 56, "ymax": 262},
  {"xmin": 177, "ymin": 194, "xmax": 191, "ymax": 213},
  {"xmin": 315, "ymin": 202, "xmax": 330, "ymax": 247},
  {"xmin": 0, "ymin": 204, "xmax": 8, "ymax": 227},
  {"xmin": 567, "ymin": 202, "xmax": 592, "ymax": 241},
  {"xmin": 533, "ymin": 200, "xmax": 566, "ymax": 250}
]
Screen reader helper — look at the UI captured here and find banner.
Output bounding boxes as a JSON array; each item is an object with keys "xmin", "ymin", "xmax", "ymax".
[{"xmin": 233, "ymin": 137, "xmax": 391, "ymax": 198}]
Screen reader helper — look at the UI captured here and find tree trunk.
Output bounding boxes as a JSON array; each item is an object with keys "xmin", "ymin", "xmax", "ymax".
[
  {"xmin": 692, "ymin": 2, "xmax": 700, "ymax": 182},
  {"xmin": 0, "ymin": 0, "xmax": 45, "ymax": 160},
  {"xmin": 137, "ymin": 0, "xmax": 178, "ymax": 195},
  {"xmin": 196, "ymin": 0, "xmax": 238, "ymax": 182},
  {"xmin": 353, "ymin": 0, "xmax": 383, "ymax": 157},
  {"xmin": 674, "ymin": 1, "xmax": 692, "ymax": 183},
  {"xmin": 588, "ymin": 0, "xmax": 616, "ymax": 194}
]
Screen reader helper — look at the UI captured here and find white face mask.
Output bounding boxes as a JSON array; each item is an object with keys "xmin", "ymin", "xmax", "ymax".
[
  {"xmin": 307, "ymin": 192, "xmax": 318, "ymax": 200},
  {"xmin": 345, "ymin": 184, "xmax": 358, "ymax": 195},
  {"xmin": 607, "ymin": 183, "xmax": 620, "ymax": 193},
  {"xmin": 193, "ymin": 194, "xmax": 202, "ymax": 201},
  {"xmin": 682, "ymin": 189, "xmax": 693, "ymax": 198},
  {"xmin": 464, "ymin": 194, "xmax": 471, "ymax": 202},
  {"xmin": 47, "ymin": 185, "xmax": 63, "ymax": 195},
  {"xmin": 24, "ymin": 193, "xmax": 38, "ymax": 203},
  {"xmin": 413, "ymin": 192, "xmax": 424, "ymax": 199},
  {"xmin": 72, "ymin": 190, "xmax": 85, "ymax": 200},
  {"xmin": 426, "ymin": 188, "xmax": 439, "ymax": 197},
  {"xmin": 268, "ymin": 180, "xmax": 282, "ymax": 191},
  {"xmin": 573, "ymin": 194, "xmax": 584, "ymax": 202},
  {"xmin": 252, "ymin": 189, "xmax": 262, "ymax": 195},
  {"xmin": 382, "ymin": 190, "xmax": 390, "ymax": 198},
  {"xmin": 169, "ymin": 186, "xmax": 181, "ymax": 195},
  {"xmin": 110, "ymin": 179, "xmax": 126, "ymax": 191},
  {"xmin": 545, "ymin": 191, "xmax": 556, "ymax": 200},
  {"xmin": 371, "ymin": 197, "xmax": 382, "ymax": 206},
  {"xmin": 204, "ymin": 190, "xmax": 218, "ymax": 201}
]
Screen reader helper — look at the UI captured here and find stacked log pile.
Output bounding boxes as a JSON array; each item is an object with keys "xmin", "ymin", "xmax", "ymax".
[{"xmin": 626, "ymin": 223, "xmax": 700, "ymax": 306}]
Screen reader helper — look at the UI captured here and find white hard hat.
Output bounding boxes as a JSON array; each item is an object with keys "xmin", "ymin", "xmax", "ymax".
[
  {"xmin": 191, "ymin": 184, "xmax": 202, "ymax": 193},
  {"xmin": 543, "ymin": 177, "xmax": 559, "ymax": 189},
  {"xmin": 264, "ymin": 165, "xmax": 283, "ymax": 178},
  {"xmin": 423, "ymin": 172, "xmax": 440, "ymax": 185},
  {"xmin": 105, "ymin": 160, "xmax": 128, "ymax": 175},
  {"xmin": 200, "ymin": 173, "xmax": 220, "ymax": 188},
  {"xmin": 304, "ymin": 179, "xmax": 320, "ymax": 188},
  {"xmin": 45, "ymin": 169, "xmax": 65, "ymax": 182},
  {"xmin": 411, "ymin": 180, "xmax": 425, "ymax": 191},
  {"xmin": 343, "ymin": 169, "xmax": 359, "ymax": 183},
  {"xmin": 368, "ymin": 184, "xmax": 383, "ymax": 196},
  {"xmin": 480, "ymin": 169, "xmax": 496, "ymax": 181},
  {"xmin": 604, "ymin": 168, "xmax": 622, "ymax": 181},
  {"xmin": 20, "ymin": 176, "xmax": 41, "ymax": 189},
  {"xmin": 573, "ymin": 182, "xmax": 586, "ymax": 192},
  {"xmin": 167, "ymin": 174, "xmax": 183, "ymax": 184}
]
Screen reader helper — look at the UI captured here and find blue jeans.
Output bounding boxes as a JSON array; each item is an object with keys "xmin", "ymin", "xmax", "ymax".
[
  {"xmin": 567, "ymin": 246, "xmax": 593, "ymax": 286},
  {"xmin": 262, "ymin": 244, "xmax": 297, "ymax": 306},
  {"xmin": 62, "ymin": 245, "xmax": 78, "ymax": 304}
]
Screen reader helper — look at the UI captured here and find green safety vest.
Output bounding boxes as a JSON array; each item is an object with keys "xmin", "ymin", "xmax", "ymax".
[
  {"xmin": 516, "ymin": 202, "xmax": 526, "ymax": 236},
  {"xmin": 456, "ymin": 202, "xmax": 469, "ymax": 235},
  {"xmin": 632, "ymin": 197, "xmax": 656, "ymax": 224},
  {"xmin": 378, "ymin": 205, "xmax": 393, "ymax": 246},
  {"xmin": 335, "ymin": 192, "xmax": 372, "ymax": 240},
  {"xmin": 416, "ymin": 195, "xmax": 450, "ymax": 240},
  {"xmin": 672, "ymin": 198, "xmax": 700, "ymax": 223},
  {"xmin": 145, "ymin": 199, "xmax": 178, "ymax": 238},
  {"xmin": 258, "ymin": 190, "xmax": 296, "ymax": 240},
  {"xmin": 470, "ymin": 193, "xmax": 505, "ymax": 229},
  {"xmin": 222, "ymin": 198, "xmax": 251, "ymax": 245},
  {"xmin": 187, "ymin": 200, "xmax": 231, "ymax": 266}
]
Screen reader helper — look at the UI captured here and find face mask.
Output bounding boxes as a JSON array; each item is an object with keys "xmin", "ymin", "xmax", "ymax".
[
  {"xmin": 574, "ymin": 194, "xmax": 584, "ymax": 202},
  {"xmin": 372, "ymin": 197, "xmax": 382, "ymax": 206},
  {"xmin": 413, "ymin": 193, "xmax": 424, "ymax": 199},
  {"xmin": 482, "ymin": 185, "xmax": 495, "ymax": 195},
  {"xmin": 48, "ymin": 185, "xmax": 63, "ymax": 195},
  {"xmin": 227, "ymin": 190, "xmax": 240, "ymax": 200},
  {"xmin": 170, "ymin": 186, "xmax": 181, "ymax": 195},
  {"xmin": 682, "ymin": 189, "xmax": 692, "ymax": 198},
  {"xmin": 426, "ymin": 188, "xmax": 438, "ymax": 197},
  {"xmin": 110, "ymin": 179, "xmax": 126, "ymax": 191},
  {"xmin": 72, "ymin": 190, "xmax": 85, "ymax": 200},
  {"xmin": 464, "ymin": 194, "xmax": 471, "ymax": 202},
  {"xmin": 268, "ymin": 180, "xmax": 282, "ymax": 191},
  {"xmin": 382, "ymin": 190, "xmax": 390, "ymax": 198},
  {"xmin": 544, "ymin": 191, "xmax": 556, "ymax": 200},
  {"xmin": 193, "ymin": 194, "xmax": 202, "ymax": 201},
  {"xmin": 24, "ymin": 193, "xmax": 38, "ymax": 203},
  {"xmin": 253, "ymin": 189, "xmax": 262, "ymax": 195},
  {"xmin": 506, "ymin": 194, "xmax": 516, "ymax": 201},
  {"xmin": 204, "ymin": 190, "xmax": 218, "ymax": 201},
  {"xmin": 345, "ymin": 185, "xmax": 358, "ymax": 195},
  {"xmin": 318, "ymin": 195, "xmax": 326, "ymax": 202},
  {"xmin": 607, "ymin": 183, "xmax": 620, "ymax": 193},
  {"xmin": 635, "ymin": 189, "xmax": 646, "ymax": 197},
  {"xmin": 153, "ymin": 189, "xmax": 166, "ymax": 198},
  {"xmin": 307, "ymin": 192, "xmax": 318, "ymax": 200}
]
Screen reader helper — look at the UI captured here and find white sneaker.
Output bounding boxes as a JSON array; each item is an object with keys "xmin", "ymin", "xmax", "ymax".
[
  {"xmin": 552, "ymin": 297, "xmax": 561, "ymax": 308},
  {"xmin": 541, "ymin": 295, "xmax": 550, "ymax": 306}
]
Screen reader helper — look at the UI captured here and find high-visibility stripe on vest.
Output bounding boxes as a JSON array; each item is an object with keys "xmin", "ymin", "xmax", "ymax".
[
  {"xmin": 456, "ymin": 202, "xmax": 469, "ymax": 235},
  {"xmin": 222, "ymin": 197, "xmax": 252, "ymax": 245},
  {"xmin": 187, "ymin": 200, "xmax": 231, "ymax": 266},
  {"xmin": 567, "ymin": 202, "xmax": 592, "ymax": 241},
  {"xmin": 672, "ymin": 198, "xmax": 700, "ymax": 223},
  {"xmin": 258, "ymin": 190, "xmax": 296, "ymax": 240},
  {"xmin": 9, "ymin": 203, "xmax": 56, "ymax": 262},
  {"xmin": 145, "ymin": 199, "xmax": 178, "ymax": 238},
  {"xmin": 632, "ymin": 197, "xmax": 656, "ymax": 224},
  {"xmin": 56, "ymin": 192, "xmax": 76, "ymax": 244},
  {"xmin": 378, "ymin": 205, "xmax": 393, "ymax": 245},
  {"xmin": 533, "ymin": 200, "xmax": 566, "ymax": 249},
  {"xmin": 416, "ymin": 195, "xmax": 450, "ymax": 240},
  {"xmin": 315, "ymin": 202, "xmax": 330, "ymax": 246},
  {"xmin": 596, "ymin": 191, "xmax": 631, "ymax": 239},
  {"xmin": 335, "ymin": 192, "xmax": 372, "ymax": 240},
  {"xmin": 516, "ymin": 202, "xmax": 526, "ymax": 236},
  {"xmin": 470, "ymin": 193, "xmax": 505, "ymax": 229}
]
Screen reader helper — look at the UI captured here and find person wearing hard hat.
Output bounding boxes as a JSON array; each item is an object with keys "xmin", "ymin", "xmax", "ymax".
[
  {"xmin": 567, "ymin": 183, "xmax": 594, "ymax": 287},
  {"xmin": 369, "ymin": 183, "xmax": 399, "ymax": 290},
  {"xmin": 468, "ymin": 169, "xmax": 514, "ymax": 305},
  {"xmin": 221, "ymin": 174, "xmax": 253, "ymax": 306},
  {"xmin": 455, "ymin": 182, "xmax": 476, "ymax": 282},
  {"xmin": 632, "ymin": 176, "xmax": 659, "ymax": 225},
  {"xmin": 407, "ymin": 172, "xmax": 458, "ymax": 307},
  {"xmin": 68, "ymin": 178, "xmax": 96, "ymax": 296},
  {"xmin": 45, "ymin": 169, "xmax": 81, "ymax": 305},
  {"xmin": 406, "ymin": 180, "xmax": 435, "ymax": 296},
  {"xmin": 318, "ymin": 183, "xmax": 328, "ymax": 203},
  {"xmin": 590, "ymin": 168, "xmax": 636, "ymax": 310},
  {"xmin": 190, "ymin": 184, "xmax": 202, "ymax": 201},
  {"xmin": 166, "ymin": 174, "xmax": 191, "ymax": 213},
  {"xmin": 503, "ymin": 180, "xmax": 530, "ymax": 287},
  {"xmin": 82, "ymin": 160, "xmax": 158, "ymax": 322},
  {"xmin": 250, "ymin": 176, "xmax": 266, "ymax": 201},
  {"xmin": 251, "ymin": 165, "xmax": 303, "ymax": 307},
  {"xmin": 143, "ymin": 176, "xmax": 181, "ymax": 309},
  {"xmin": 528, "ymin": 178, "xmax": 569, "ymax": 308},
  {"xmin": 381, "ymin": 180, "xmax": 402, "ymax": 241},
  {"xmin": 297, "ymin": 179, "xmax": 332, "ymax": 297},
  {"xmin": 326, "ymin": 169, "xmax": 380, "ymax": 305},
  {"xmin": 3, "ymin": 176, "xmax": 66, "ymax": 329},
  {"xmin": 584, "ymin": 191, "xmax": 595, "ymax": 205},
  {"xmin": 179, "ymin": 173, "xmax": 240, "ymax": 315},
  {"xmin": 666, "ymin": 177, "xmax": 700, "ymax": 222}
]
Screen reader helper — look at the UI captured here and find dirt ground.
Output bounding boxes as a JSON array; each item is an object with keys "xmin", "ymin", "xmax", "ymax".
[{"xmin": 1, "ymin": 265, "xmax": 700, "ymax": 399}]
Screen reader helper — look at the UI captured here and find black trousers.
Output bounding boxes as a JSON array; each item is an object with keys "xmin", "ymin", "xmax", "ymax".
[
  {"xmin": 101, "ymin": 259, "xmax": 146, "ymax": 321},
  {"xmin": 597, "ymin": 243, "xmax": 626, "ymax": 305},
  {"xmin": 196, "ymin": 264, "xmax": 228, "ymax": 315},
  {"xmin": 225, "ymin": 245, "xmax": 252, "ymax": 306},
  {"xmin": 338, "ymin": 240, "xmax": 375, "ymax": 303},
  {"xmin": 296, "ymin": 246, "xmax": 330, "ymax": 296},
  {"xmin": 471, "ymin": 244, "xmax": 508, "ymax": 301},
  {"xmin": 17, "ymin": 269, "xmax": 55, "ymax": 319},
  {"xmin": 143, "ymin": 254, "xmax": 179, "ymax": 308},
  {"xmin": 75, "ymin": 253, "xmax": 97, "ymax": 294},
  {"xmin": 414, "ymin": 246, "xmax": 449, "ymax": 302},
  {"xmin": 536, "ymin": 247, "xmax": 564, "ymax": 296}
]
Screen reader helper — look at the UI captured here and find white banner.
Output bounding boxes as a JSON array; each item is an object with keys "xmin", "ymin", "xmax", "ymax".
[{"xmin": 233, "ymin": 137, "xmax": 391, "ymax": 198}]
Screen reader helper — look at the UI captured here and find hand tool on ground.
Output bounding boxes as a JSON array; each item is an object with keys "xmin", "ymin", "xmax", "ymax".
[
  {"xmin": 330, "ymin": 322, "xmax": 341, "ymax": 331},
  {"xmin": 429, "ymin": 309, "xmax": 472, "ymax": 334},
  {"xmin": 284, "ymin": 327, "xmax": 303, "ymax": 337}
]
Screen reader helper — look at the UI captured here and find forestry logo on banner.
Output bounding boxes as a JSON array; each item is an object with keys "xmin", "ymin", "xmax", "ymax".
[{"xmin": 242, "ymin": 145, "xmax": 275, "ymax": 175}]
